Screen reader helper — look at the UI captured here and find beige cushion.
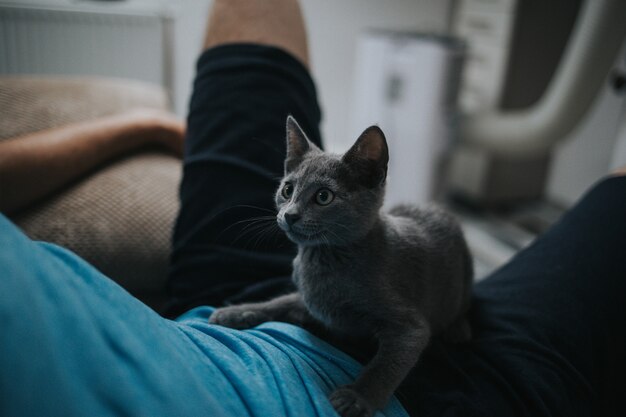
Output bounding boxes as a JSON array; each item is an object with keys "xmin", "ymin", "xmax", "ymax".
[
  {"xmin": 0, "ymin": 76, "xmax": 169, "ymax": 140},
  {"xmin": 1, "ymin": 76, "xmax": 182, "ymax": 312}
]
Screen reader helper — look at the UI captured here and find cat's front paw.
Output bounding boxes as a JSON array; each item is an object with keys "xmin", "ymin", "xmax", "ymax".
[
  {"xmin": 209, "ymin": 306, "xmax": 268, "ymax": 330},
  {"xmin": 329, "ymin": 386, "xmax": 374, "ymax": 417}
]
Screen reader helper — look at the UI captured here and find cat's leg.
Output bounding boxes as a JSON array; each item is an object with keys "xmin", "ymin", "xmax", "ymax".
[
  {"xmin": 330, "ymin": 319, "xmax": 431, "ymax": 417},
  {"xmin": 209, "ymin": 292, "xmax": 311, "ymax": 330}
]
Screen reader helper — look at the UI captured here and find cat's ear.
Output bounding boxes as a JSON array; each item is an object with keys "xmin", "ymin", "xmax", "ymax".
[
  {"xmin": 285, "ymin": 116, "xmax": 319, "ymax": 172},
  {"xmin": 342, "ymin": 126, "xmax": 389, "ymax": 187}
]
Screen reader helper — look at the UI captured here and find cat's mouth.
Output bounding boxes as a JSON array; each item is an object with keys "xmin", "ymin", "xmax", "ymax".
[{"xmin": 285, "ymin": 228, "xmax": 324, "ymax": 244}]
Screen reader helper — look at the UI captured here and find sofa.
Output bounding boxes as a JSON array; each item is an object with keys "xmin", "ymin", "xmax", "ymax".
[{"xmin": 0, "ymin": 76, "xmax": 182, "ymax": 313}]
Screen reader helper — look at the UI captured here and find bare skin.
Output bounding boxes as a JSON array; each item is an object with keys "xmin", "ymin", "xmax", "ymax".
[
  {"xmin": 613, "ymin": 165, "xmax": 626, "ymax": 176},
  {"xmin": 203, "ymin": 0, "xmax": 310, "ymax": 68},
  {"xmin": 0, "ymin": 109, "xmax": 184, "ymax": 215}
]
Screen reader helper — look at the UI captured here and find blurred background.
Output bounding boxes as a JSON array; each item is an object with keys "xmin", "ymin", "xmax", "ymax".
[{"xmin": 1, "ymin": 0, "xmax": 625, "ymax": 286}]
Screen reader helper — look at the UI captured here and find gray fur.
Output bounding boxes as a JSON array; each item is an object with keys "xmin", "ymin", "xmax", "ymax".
[{"xmin": 209, "ymin": 116, "xmax": 473, "ymax": 417}]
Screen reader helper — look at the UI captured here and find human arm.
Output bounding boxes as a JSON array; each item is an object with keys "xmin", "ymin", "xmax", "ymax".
[{"xmin": 0, "ymin": 110, "xmax": 184, "ymax": 215}]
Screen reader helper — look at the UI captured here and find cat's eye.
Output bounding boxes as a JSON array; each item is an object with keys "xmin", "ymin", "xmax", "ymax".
[
  {"xmin": 315, "ymin": 188, "xmax": 334, "ymax": 205},
  {"xmin": 282, "ymin": 183, "xmax": 294, "ymax": 199}
]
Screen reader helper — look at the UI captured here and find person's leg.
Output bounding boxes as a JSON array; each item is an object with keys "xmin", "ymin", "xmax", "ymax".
[
  {"xmin": 204, "ymin": 0, "xmax": 310, "ymax": 68},
  {"xmin": 167, "ymin": 0, "xmax": 322, "ymax": 317},
  {"xmin": 467, "ymin": 175, "xmax": 626, "ymax": 416},
  {"xmin": 395, "ymin": 175, "xmax": 626, "ymax": 417}
]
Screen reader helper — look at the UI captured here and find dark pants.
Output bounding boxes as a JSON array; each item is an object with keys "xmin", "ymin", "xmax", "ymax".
[
  {"xmin": 167, "ymin": 44, "xmax": 321, "ymax": 316},
  {"xmin": 167, "ymin": 44, "xmax": 626, "ymax": 417}
]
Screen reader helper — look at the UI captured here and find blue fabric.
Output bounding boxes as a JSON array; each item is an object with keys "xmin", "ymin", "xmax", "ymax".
[{"xmin": 0, "ymin": 214, "xmax": 408, "ymax": 417}]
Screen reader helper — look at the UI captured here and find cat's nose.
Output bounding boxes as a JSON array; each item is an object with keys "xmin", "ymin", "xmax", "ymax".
[{"xmin": 284, "ymin": 213, "xmax": 301, "ymax": 226}]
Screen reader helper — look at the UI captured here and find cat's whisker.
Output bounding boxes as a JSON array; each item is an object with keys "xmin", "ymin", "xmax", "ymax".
[
  {"xmin": 210, "ymin": 204, "xmax": 277, "ymax": 221},
  {"xmin": 247, "ymin": 220, "xmax": 282, "ymax": 244},
  {"xmin": 215, "ymin": 216, "xmax": 277, "ymax": 242},
  {"xmin": 229, "ymin": 218, "xmax": 278, "ymax": 247},
  {"xmin": 321, "ymin": 232, "xmax": 332, "ymax": 249},
  {"xmin": 229, "ymin": 216, "xmax": 276, "ymax": 229},
  {"xmin": 322, "ymin": 227, "xmax": 347, "ymax": 246},
  {"xmin": 264, "ymin": 222, "xmax": 285, "ymax": 246},
  {"xmin": 207, "ymin": 204, "xmax": 276, "ymax": 226},
  {"xmin": 255, "ymin": 227, "xmax": 279, "ymax": 249},
  {"xmin": 228, "ymin": 204, "xmax": 277, "ymax": 214},
  {"xmin": 237, "ymin": 219, "xmax": 278, "ymax": 241},
  {"xmin": 235, "ymin": 218, "xmax": 275, "ymax": 236},
  {"xmin": 323, "ymin": 220, "xmax": 352, "ymax": 233},
  {"xmin": 246, "ymin": 222, "xmax": 282, "ymax": 250},
  {"xmin": 206, "ymin": 204, "xmax": 278, "ymax": 241}
]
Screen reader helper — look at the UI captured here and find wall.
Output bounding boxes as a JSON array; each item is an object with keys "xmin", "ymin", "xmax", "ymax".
[
  {"xmin": 2, "ymin": 0, "xmax": 453, "ymax": 154},
  {"xmin": 302, "ymin": 0, "xmax": 453, "ymax": 151},
  {"xmin": 170, "ymin": 0, "xmax": 212, "ymax": 115},
  {"xmin": 171, "ymin": 0, "xmax": 453, "ymax": 151},
  {"xmin": 546, "ymin": 42, "xmax": 626, "ymax": 207},
  {"xmin": 610, "ymin": 111, "xmax": 626, "ymax": 171},
  {"xmin": 0, "ymin": 0, "xmax": 453, "ymax": 150}
]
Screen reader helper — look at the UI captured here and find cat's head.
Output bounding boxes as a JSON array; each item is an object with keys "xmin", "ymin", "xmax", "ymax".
[{"xmin": 275, "ymin": 116, "xmax": 388, "ymax": 247}]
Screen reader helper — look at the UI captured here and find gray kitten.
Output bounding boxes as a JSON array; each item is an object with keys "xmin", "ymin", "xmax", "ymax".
[{"xmin": 210, "ymin": 116, "xmax": 473, "ymax": 417}]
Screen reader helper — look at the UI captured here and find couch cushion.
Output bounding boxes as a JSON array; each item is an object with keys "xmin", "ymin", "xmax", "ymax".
[
  {"xmin": 0, "ymin": 76, "xmax": 168, "ymax": 140},
  {"xmin": 1, "ymin": 77, "xmax": 180, "ymax": 312}
]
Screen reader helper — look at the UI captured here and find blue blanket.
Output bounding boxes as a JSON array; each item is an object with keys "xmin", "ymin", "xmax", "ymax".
[{"xmin": 0, "ymin": 214, "xmax": 407, "ymax": 417}]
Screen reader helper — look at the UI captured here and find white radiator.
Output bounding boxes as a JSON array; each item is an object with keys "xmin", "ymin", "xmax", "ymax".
[{"xmin": 0, "ymin": 1, "xmax": 175, "ymax": 101}]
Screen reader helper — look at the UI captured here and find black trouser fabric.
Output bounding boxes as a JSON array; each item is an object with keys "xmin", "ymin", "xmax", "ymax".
[
  {"xmin": 167, "ymin": 45, "xmax": 321, "ymax": 318},
  {"xmin": 168, "ymin": 44, "xmax": 626, "ymax": 417}
]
